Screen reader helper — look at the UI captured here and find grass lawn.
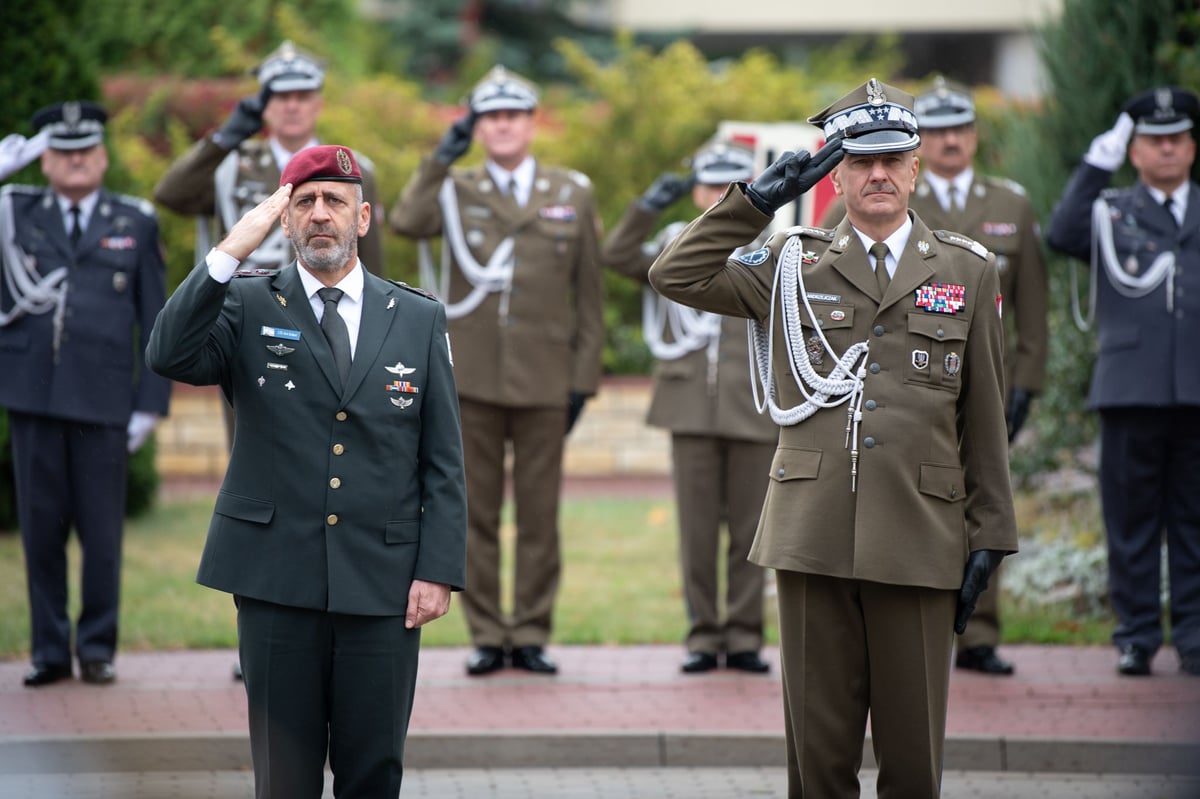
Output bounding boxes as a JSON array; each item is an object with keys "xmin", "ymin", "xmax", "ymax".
[{"xmin": 0, "ymin": 488, "xmax": 1113, "ymax": 661}]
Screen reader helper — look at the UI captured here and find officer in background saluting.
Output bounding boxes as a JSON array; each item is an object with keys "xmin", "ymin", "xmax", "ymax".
[
  {"xmin": 1046, "ymin": 87, "xmax": 1200, "ymax": 679},
  {"xmin": 0, "ymin": 101, "xmax": 171, "ymax": 687},
  {"xmin": 390, "ymin": 66, "xmax": 605, "ymax": 677},
  {"xmin": 650, "ymin": 78, "xmax": 1017, "ymax": 796},
  {"xmin": 602, "ymin": 138, "xmax": 777, "ymax": 675}
]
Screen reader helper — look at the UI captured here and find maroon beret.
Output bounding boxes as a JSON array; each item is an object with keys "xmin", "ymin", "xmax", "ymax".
[{"xmin": 279, "ymin": 145, "xmax": 362, "ymax": 188}]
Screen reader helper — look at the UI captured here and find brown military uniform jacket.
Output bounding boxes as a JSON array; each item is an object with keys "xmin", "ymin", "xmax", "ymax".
[
  {"xmin": 650, "ymin": 187, "xmax": 1018, "ymax": 590},
  {"xmin": 153, "ymin": 137, "xmax": 384, "ymax": 274},
  {"xmin": 389, "ymin": 157, "xmax": 605, "ymax": 408},
  {"xmin": 602, "ymin": 203, "xmax": 778, "ymax": 442}
]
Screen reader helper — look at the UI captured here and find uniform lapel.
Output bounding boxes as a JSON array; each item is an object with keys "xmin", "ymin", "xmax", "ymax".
[
  {"xmin": 271, "ymin": 265, "xmax": 343, "ymax": 394},
  {"xmin": 76, "ymin": 191, "xmax": 114, "ymax": 255},
  {"xmin": 32, "ymin": 190, "xmax": 74, "ymax": 263},
  {"xmin": 343, "ymin": 274, "xmax": 398, "ymax": 399},
  {"xmin": 957, "ymin": 178, "xmax": 988, "ymax": 234},
  {"xmin": 881, "ymin": 214, "xmax": 936, "ymax": 314},
  {"xmin": 826, "ymin": 219, "xmax": 879, "ymax": 300}
]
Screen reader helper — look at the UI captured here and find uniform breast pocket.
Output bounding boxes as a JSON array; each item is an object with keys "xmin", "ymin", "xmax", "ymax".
[
  {"xmin": 905, "ymin": 313, "xmax": 968, "ymax": 392},
  {"xmin": 799, "ymin": 305, "xmax": 856, "ymax": 378},
  {"xmin": 534, "ymin": 216, "xmax": 581, "ymax": 259}
]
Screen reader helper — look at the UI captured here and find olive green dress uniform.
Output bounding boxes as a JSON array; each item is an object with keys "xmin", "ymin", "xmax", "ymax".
[
  {"xmin": 389, "ymin": 156, "xmax": 605, "ymax": 649},
  {"xmin": 650, "ymin": 187, "xmax": 1018, "ymax": 796},
  {"xmin": 603, "ymin": 203, "xmax": 777, "ymax": 657}
]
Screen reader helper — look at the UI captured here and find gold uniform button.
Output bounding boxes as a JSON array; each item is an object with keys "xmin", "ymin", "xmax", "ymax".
[
  {"xmin": 326, "ymin": 514, "xmax": 338, "ymax": 526},
  {"xmin": 332, "ymin": 444, "xmax": 345, "ymax": 455},
  {"xmin": 336, "ymin": 411, "xmax": 348, "ymax": 422},
  {"xmin": 330, "ymin": 477, "xmax": 341, "ymax": 489}
]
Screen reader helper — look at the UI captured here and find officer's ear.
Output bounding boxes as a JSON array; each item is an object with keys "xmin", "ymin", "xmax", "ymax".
[
  {"xmin": 830, "ymin": 165, "xmax": 843, "ymax": 196},
  {"xmin": 279, "ymin": 204, "xmax": 293, "ymax": 239}
]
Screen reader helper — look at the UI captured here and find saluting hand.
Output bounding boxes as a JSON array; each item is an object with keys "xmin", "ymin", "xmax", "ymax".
[
  {"xmin": 217, "ymin": 183, "xmax": 292, "ymax": 262},
  {"xmin": 406, "ymin": 579, "xmax": 452, "ymax": 628},
  {"xmin": 434, "ymin": 109, "xmax": 477, "ymax": 165}
]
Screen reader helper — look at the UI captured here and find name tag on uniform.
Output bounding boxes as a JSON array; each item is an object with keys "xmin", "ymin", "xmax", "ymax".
[{"xmin": 261, "ymin": 326, "xmax": 301, "ymax": 340}]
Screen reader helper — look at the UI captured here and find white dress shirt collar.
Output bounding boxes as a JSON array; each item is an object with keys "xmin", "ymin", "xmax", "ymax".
[{"xmin": 851, "ymin": 216, "xmax": 914, "ymax": 279}]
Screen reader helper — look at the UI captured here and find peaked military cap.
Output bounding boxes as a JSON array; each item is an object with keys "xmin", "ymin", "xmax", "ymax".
[
  {"xmin": 808, "ymin": 78, "xmax": 920, "ymax": 155},
  {"xmin": 1122, "ymin": 86, "xmax": 1199, "ymax": 136},
  {"xmin": 280, "ymin": 145, "xmax": 362, "ymax": 188},
  {"xmin": 691, "ymin": 138, "xmax": 756, "ymax": 185},
  {"xmin": 255, "ymin": 40, "xmax": 326, "ymax": 93},
  {"xmin": 469, "ymin": 65, "xmax": 539, "ymax": 114},
  {"xmin": 31, "ymin": 101, "xmax": 107, "ymax": 151},
  {"xmin": 914, "ymin": 76, "xmax": 975, "ymax": 129}
]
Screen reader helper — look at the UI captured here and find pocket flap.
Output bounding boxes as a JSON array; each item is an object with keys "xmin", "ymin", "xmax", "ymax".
[
  {"xmin": 769, "ymin": 447, "xmax": 822, "ymax": 482},
  {"xmin": 386, "ymin": 520, "xmax": 420, "ymax": 544},
  {"xmin": 918, "ymin": 463, "xmax": 965, "ymax": 503},
  {"xmin": 908, "ymin": 313, "xmax": 968, "ymax": 342},
  {"xmin": 214, "ymin": 491, "xmax": 275, "ymax": 524}
]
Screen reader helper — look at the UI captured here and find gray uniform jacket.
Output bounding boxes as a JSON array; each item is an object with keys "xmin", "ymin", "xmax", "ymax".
[
  {"xmin": 1045, "ymin": 163, "xmax": 1200, "ymax": 409},
  {"xmin": 0, "ymin": 185, "xmax": 170, "ymax": 425},
  {"xmin": 146, "ymin": 261, "xmax": 467, "ymax": 615},
  {"xmin": 389, "ymin": 157, "xmax": 605, "ymax": 408},
  {"xmin": 649, "ymin": 187, "xmax": 1018, "ymax": 589}
]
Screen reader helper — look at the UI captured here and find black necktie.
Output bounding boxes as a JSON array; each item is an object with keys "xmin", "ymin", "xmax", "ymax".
[
  {"xmin": 1164, "ymin": 195, "xmax": 1179, "ymax": 228},
  {"xmin": 317, "ymin": 287, "xmax": 352, "ymax": 388},
  {"xmin": 69, "ymin": 206, "xmax": 82, "ymax": 247},
  {"xmin": 870, "ymin": 242, "xmax": 891, "ymax": 296}
]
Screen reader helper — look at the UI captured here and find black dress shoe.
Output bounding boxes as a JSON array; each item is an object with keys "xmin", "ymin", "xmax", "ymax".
[
  {"xmin": 80, "ymin": 661, "xmax": 116, "ymax": 685},
  {"xmin": 955, "ymin": 646, "xmax": 1015, "ymax": 676},
  {"xmin": 1180, "ymin": 653, "xmax": 1200, "ymax": 676},
  {"xmin": 680, "ymin": 652, "xmax": 718, "ymax": 673},
  {"xmin": 23, "ymin": 663, "xmax": 72, "ymax": 687},
  {"xmin": 1117, "ymin": 645, "xmax": 1152, "ymax": 676},
  {"xmin": 725, "ymin": 651, "xmax": 771, "ymax": 673},
  {"xmin": 465, "ymin": 646, "xmax": 506, "ymax": 676},
  {"xmin": 510, "ymin": 645, "xmax": 558, "ymax": 674}
]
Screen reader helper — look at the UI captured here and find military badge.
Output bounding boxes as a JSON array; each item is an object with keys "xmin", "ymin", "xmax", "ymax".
[
  {"xmin": 387, "ymin": 298, "xmax": 396, "ymax": 310},
  {"xmin": 261, "ymin": 326, "xmax": 301, "ymax": 341},
  {"xmin": 336, "ymin": 148, "xmax": 353, "ymax": 175},
  {"xmin": 982, "ymin": 222, "xmax": 1018, "ymax": 236},
  {"xmin": 735, "ymin": 247, "xmax": 771, "ymax": 266},
  {"xmin": 829, "ymin": 310, "xmax": 846, "ymax": 321},
  {"xmin": 391, "ymin": 396, "xmax": 414, "ymax": 409},
  {"xmin": 802, "ymin": 250, "xmax": 819, "ymax": 265},
  {"xmin": 267, "ymin": 363, "xmax": 287, "ymax": 371},
  {"xmin": 285, "ymin": 380, "xmax": 296, "ymax": 390},
  {"xmin": 914, "ymin": 283, "xmax": 966, "ymax": 314},
  {"xmin": 387, "ymin": 380, "xmax": 420, "ymax": 394},
  {"xmin": 912, "ymin": 350, "xmax": 929, "ymax": 370},
  {"xmin": 258, "ymin": 376, "xmax": 266, "ymax": 387},
  {"xmin": 112, "ymin": 271, "xmax": 129, "ymax": 292},
  {"xmin": 385, "ymin": 361, "xmax": 416, "ymax": 376},
  {"xmin": 917, "ymin": 240, "xmax": 930, "ymax": 255},
  {"xmin": 837, "ymin": 235, "xmax": 850, "ymax": 248},
  {"xmin": 275, "ymin": 294, "xmax": 287, "ymax": 307},
  {"xmin": 266, "ymin": 343, "xmax": 294, "ymax": 356},
  {"xmin": 539, "ymin": 205, "xmax": 577, "ymax": 221},
  {"xmin": 806, "ymin": 335, "xmax": 824, "ymax": 366},
  {"xmin": 944, "ymin": 352, "xmax": 961, "ymax": 377},
  {"xmin": 101, "ymin": 236, "xmax": 136, "ymax": 250}
]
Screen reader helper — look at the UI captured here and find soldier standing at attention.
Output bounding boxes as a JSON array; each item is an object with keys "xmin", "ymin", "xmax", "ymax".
[
  {"xmin": 601, "ymin": 138, "xmax": 777, "ymax": 674},
  {"xmin": 1045, "ymin": 87, "xmax": 1200, "ymax": 679},
  {"xmin": 390, "ymin": 66, "xmax": 605, "ymax": 677},
  {"xmin": 649, "ymin": 79, "xmax": 1018, "ymax": 797},
  {"xmin": 0, "ymin": 102, "xmax": 171, "ymax": 687}
]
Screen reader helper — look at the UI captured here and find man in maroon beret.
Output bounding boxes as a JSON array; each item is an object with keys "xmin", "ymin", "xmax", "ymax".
[{"xmin": 148, "ymin": 144, "xmax": 468, "ymax": 797}]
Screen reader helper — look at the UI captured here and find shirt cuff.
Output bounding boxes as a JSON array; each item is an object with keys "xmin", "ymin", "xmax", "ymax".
[{"xmin": 205, "ymin": 248, "xmax": 240, "ymax": 284}]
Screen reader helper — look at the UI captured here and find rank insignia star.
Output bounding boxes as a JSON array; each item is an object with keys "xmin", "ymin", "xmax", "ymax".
[{"xmin": 285, "ymin": 380, "xmax": 296, "ymax": 390}]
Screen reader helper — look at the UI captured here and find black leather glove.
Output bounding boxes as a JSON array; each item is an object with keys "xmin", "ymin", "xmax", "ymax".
[
  {"xmin": 1006, "ymin": 388, "xmax": 1033, "ymax": 443},
  {"xmin": 637, "ymin": 172, "xmax": 695, "ymax": 212},
  {"xmin": 745, "ymin": 138, "xmax": 844, "ymax": 215},
  {"xmin": 434, "ymin": 110, "xmax": 477, "ymax": 165},
  {"xmin": 565, "ymin": 391, "xmax": 590, "ymax": 435},
  {"xmin": 213, "ymin": 85, "xmax": 272, "ymax": 150},
  {"xmin": 955, "ymin": 549, "xmax": 1006, "ymax": 634}
]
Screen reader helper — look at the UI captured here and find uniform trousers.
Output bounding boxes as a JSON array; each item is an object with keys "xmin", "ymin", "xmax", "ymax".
[
  {"xmin": 775, "ymin": 570, "xmax": 956, "ymax": 799},
  {"xmin": 459, "ymin": 399, "xmax": 567, "ymax": 648},
  {"xmin": 10, "ymin": 412, "xmax": 127, "ymax": 668},
  {"xmin": 236, "ymin": 596, "xmax": 420, "ymax": 799},
  {"xmin": 1099, "ymin": 407, "xmax": 1200, "ymax": 658},
  {"xmin": 670, "ymin": 434, "xmax": 773, "ymax": 655}
]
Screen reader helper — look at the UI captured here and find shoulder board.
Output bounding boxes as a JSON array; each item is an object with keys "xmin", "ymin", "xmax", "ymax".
[
  {"xmin": 388, "ymin": 279, "xmax": 439, "ymax": 301},
  {"xmin": 934, "ymin": 230, "xmax": 990, "ymax": 260},
  {"xmin": 566, "ymin": 169, "xmax": 592, "ymax": 189},
  {"xmin": 781, "ymin": 224, "xmax": 835, "ymax": 241},
  {"xmin": 113, "ymin": 193, "xmax": 157, "ymax": 218},
  {"xmin": 981, "ymin": 175, "xmax": 1027, "ymax": 197},
  {"xmin": 0, "ymin": 184, "xmax": 40, "ymax": 197},
  {"xmin": 233, "ymin": 268, "xmax": 278, "ymax": 278}
]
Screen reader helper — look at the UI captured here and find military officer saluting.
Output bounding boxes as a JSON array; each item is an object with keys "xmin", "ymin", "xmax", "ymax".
[
  {"xmin": 154, "ymin": 40, "xmax": 384, "ymax": 276},
  {"xmin": 0, "ymin": 101, "xmax": 171, "ymax": 687},
  {"xmin": 650, "ymin": 79, "xmax": 1018, "ymax": 797},
  {"xmin": 1046, "ymin": 87, "xmax": 1200, "ymax": 678},
  {"xmin": 390, "ymin": 65, "xmax": 605, "ymax": 677}
]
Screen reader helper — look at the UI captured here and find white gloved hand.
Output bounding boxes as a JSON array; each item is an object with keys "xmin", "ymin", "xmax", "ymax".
[
  {"xmin": 1083, "ymin": 112, "xmax": 1135, "ymax": 172},
  {"xmin": 126, "ymin": 412, "xmax": 159, "ymax": 454},
  {"xmin": 0, "ymin": 129, "xmax": 50, "ymax": 181}
]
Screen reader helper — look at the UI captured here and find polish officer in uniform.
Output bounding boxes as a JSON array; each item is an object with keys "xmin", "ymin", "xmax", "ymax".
[
  {"xmin": 601, "ymin": 138, "xmax": 777, "ymax": 674},
  {"xmin": 1045, "ymin": 87, "xmax": 1200, "ymax": 678},
  {"xmin": 649, "ymin": 79, "xmax": 1018, "ymax": 797},
  {"xmin": 390, "ymin": 65, "xmax": 605, "ymax": 677},
  {"xmin": 0, "ymin": 101, "xmax": 171, "ymax": 687},
  {"xmin": 147, "ymin": 145, "xmax": 467, "ymax": 796}
]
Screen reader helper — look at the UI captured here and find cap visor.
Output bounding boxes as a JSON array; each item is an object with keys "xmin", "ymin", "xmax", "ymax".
[{"xmin": 843, "ymin": 130, "xmax": 921, "ymax": 155}]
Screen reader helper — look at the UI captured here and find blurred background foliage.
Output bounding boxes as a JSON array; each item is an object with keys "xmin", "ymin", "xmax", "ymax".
[{"xmin": 0, "ymin": 0, "xmax": 1198, "ymax": 528}]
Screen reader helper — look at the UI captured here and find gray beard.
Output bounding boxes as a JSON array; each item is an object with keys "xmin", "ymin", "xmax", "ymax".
[{"xmin": 296, "ymin": 235, "xmax": 355, "ymax": 273}]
